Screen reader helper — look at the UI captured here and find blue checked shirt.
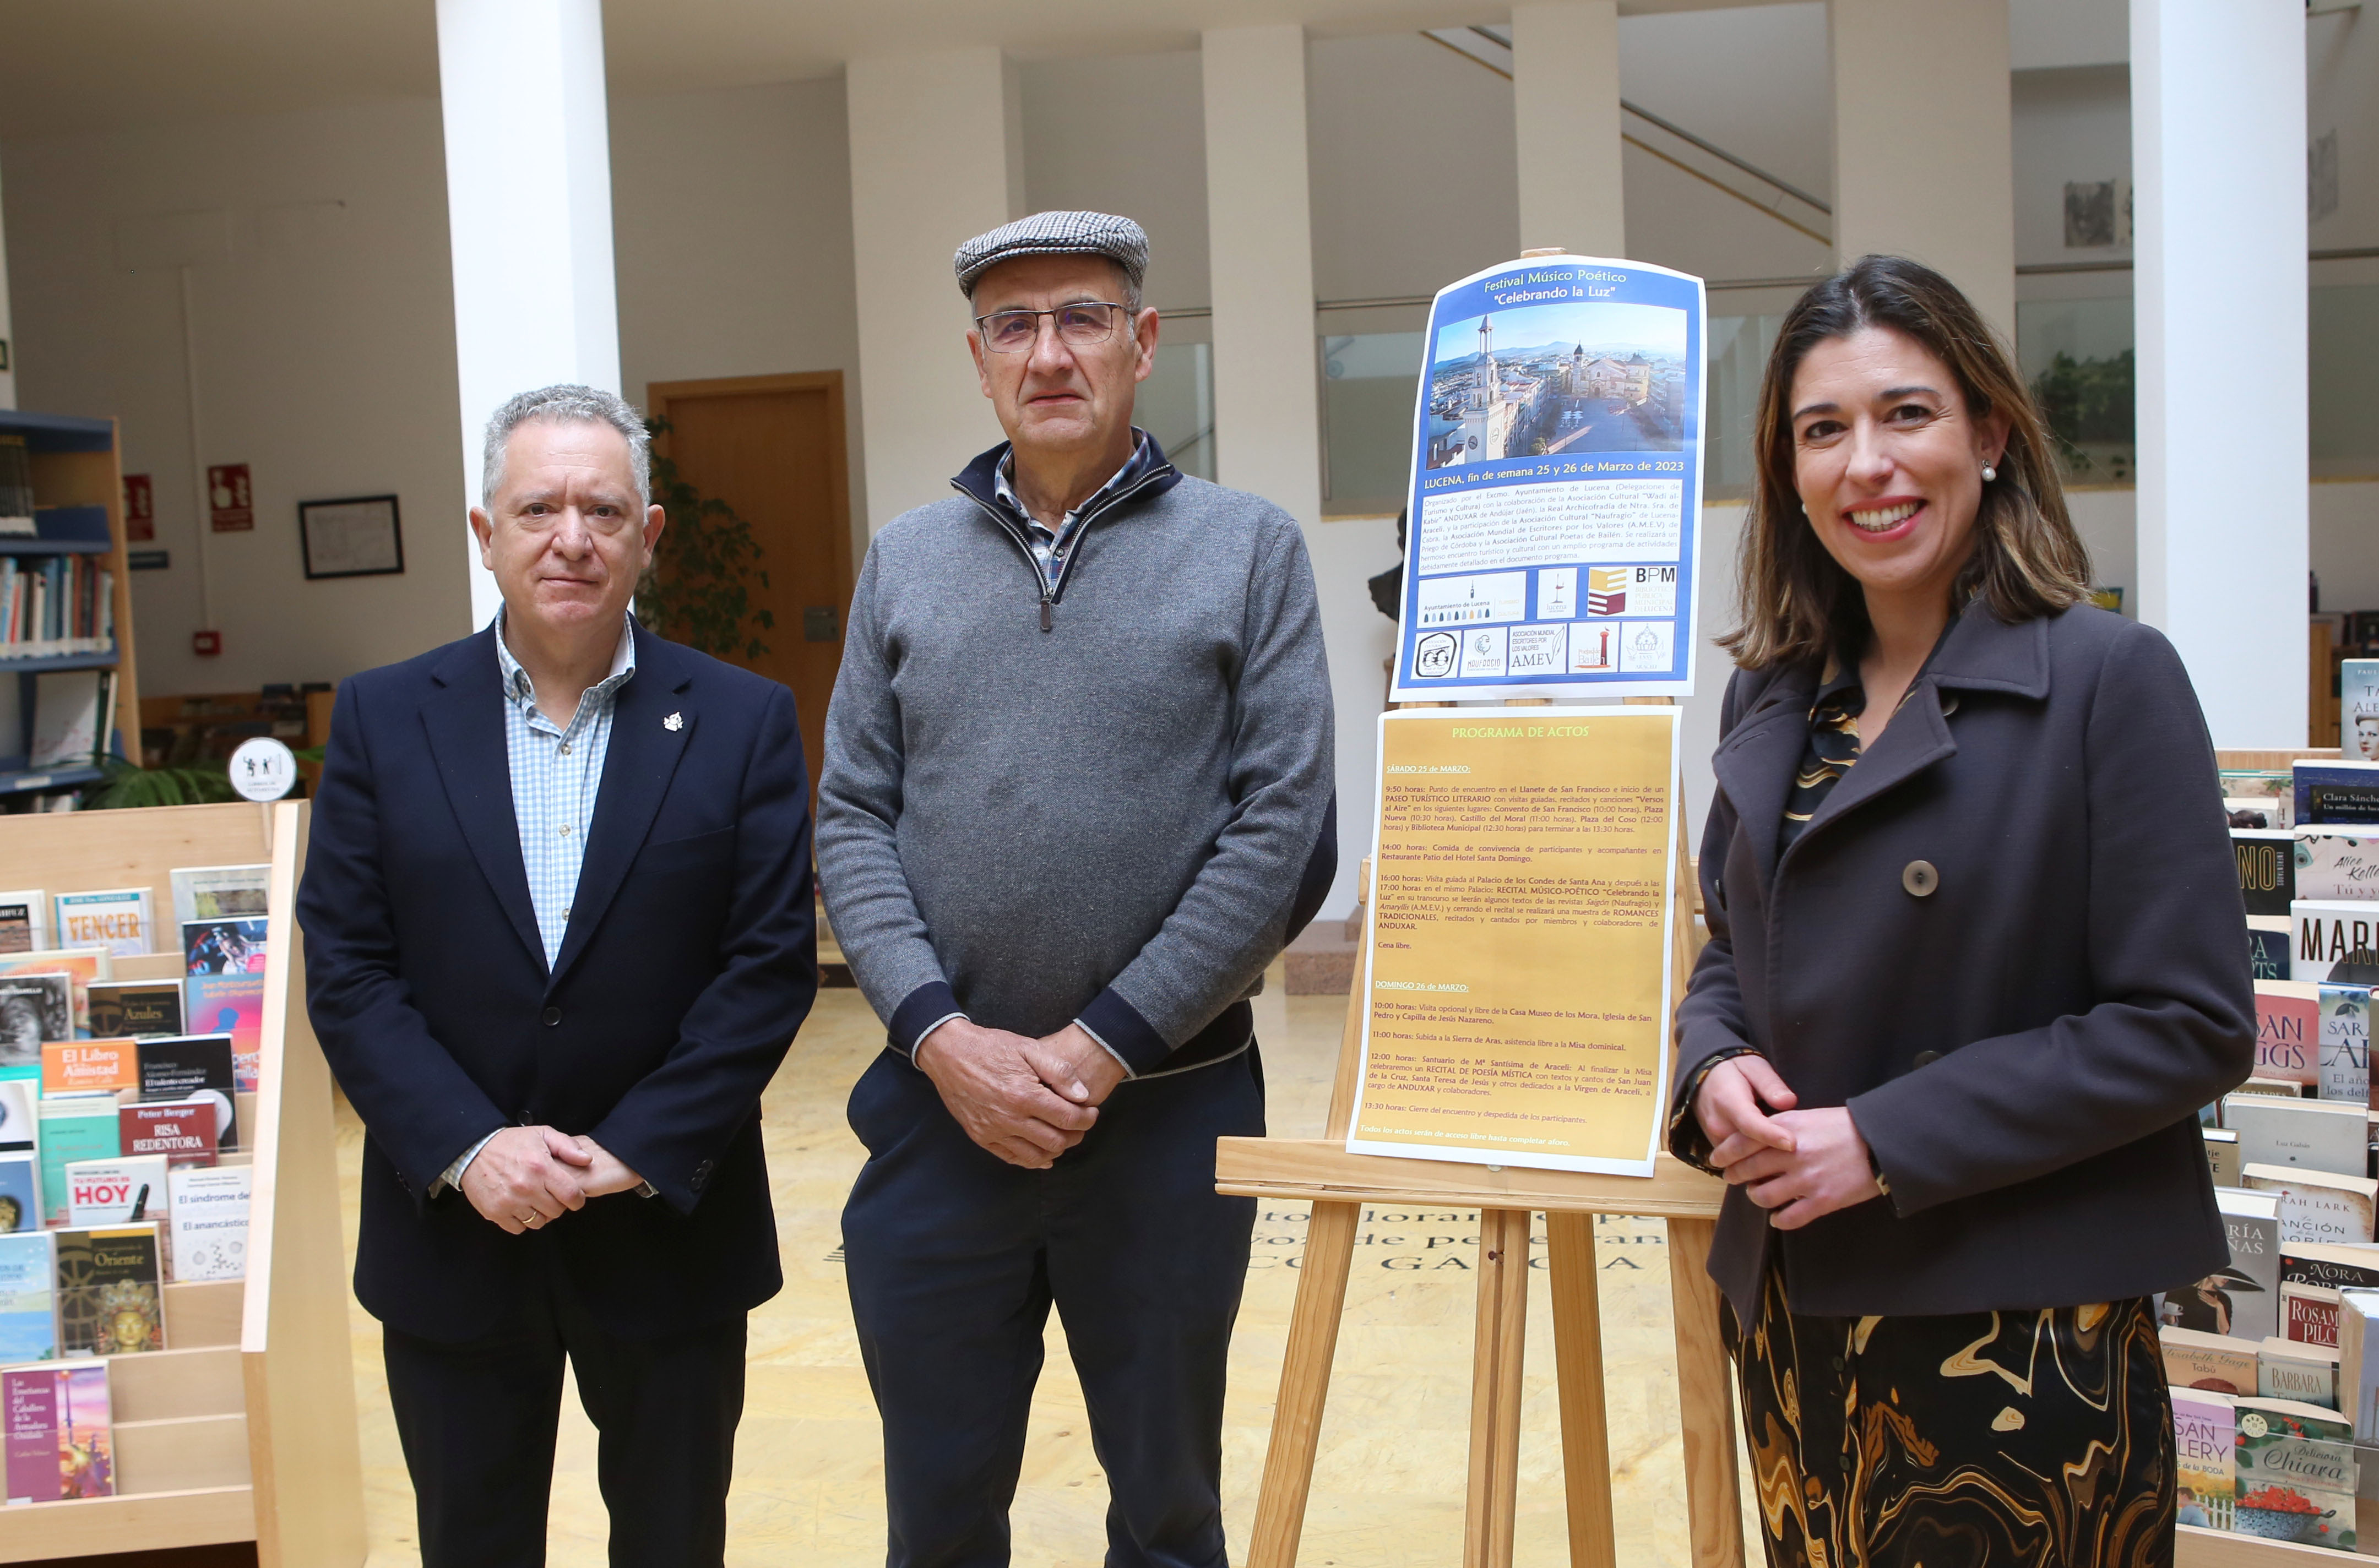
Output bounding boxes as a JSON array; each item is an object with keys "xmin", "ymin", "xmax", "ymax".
[
  {"xmin": 991, "ymin": 429, "xmax": 1155, "ymax": 592},
  {"xmin": 436, "ymin": 607, "xmax": 636, "ymax": 1194}
]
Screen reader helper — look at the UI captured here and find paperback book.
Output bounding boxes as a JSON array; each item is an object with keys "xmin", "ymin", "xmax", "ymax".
[
  {"xmin": 2235, "ymin": 1407, "xmax": 2359, "ymax": 1549},
  {"xmin": 0, "ymin": 1079, "xmax": 32, "ymax": 1149},
  {"xmin": 2341, "ymin": 1289, "xmax": 2379, "ymax": 1442},
  {"xmin": 2299, "ymin": 760, "xmax": 2379, "ymax": 829},
  {"xmin": 2301, "ymin": 834, "xmax": 2379, "ymax": 904},
  {"xmin": 181, "ymin": 917, "xmax": 266, "ymax": 977},
  {"xmin": 0, "ymin": 948, "xmax": 112, "ymax": 1037},
  {"xmin": 2346, "ymin": 660, "xmax": 2379, "ymax": 759},
  {"xmin": 2262, "ymin": 1333, "xmax": 2341, "ymax": 1405},
  {"xmin": 2248, "ymin": 1163, "xmax": 2379, "ymax": 1246},
  {"xmin": 2, "ymin": 1362, "xmax": 111, "ymax": 1502},
  {"xmin": 52, "ymin": 1223, "xmax": 164, "ymax": 1355},
  {"xmin": 49, "ymin": 889, "xmax": 151, "ymax": 960},
  {"xmin": 2321, "ymin": 984, "xmax": 2373, "ymax": 1104},
  {"xmin": 2224, "ymin": 1095, "xmax": 2370, "ymax": 1179},
  {"xmin": 2174, "ymin": 1387, "xmax": 2238, "ymax": 1530},
  {"xmin": 2284, "ymin": 1284, "xmax": 2347, "ymax": 1351},
  {"xmin": 167, "ymin": 1164, "xmax": 248, "ymax": 1282},
  {"xmin": 85, "ymin": 980, "xmax": 182, "ymax": 1040},
  {"xmin": 64, "ymin": 1157, "xmax": 170, "ymax": 1278},
  {"xmin": 40, "ymin": 1038, "xmax": 135, "ymax": 1097},
  {"xmin": 0, "ymin": 1153, "xmax": 36, "ymax": 1234},
  {"xmin": 135, "ymin": 1035, "xmax": 237, "ymax": 1151},
  {"xmin": 2237, "ymin": 830, "xmax": 2299, "ymax": 917},
  {"xmin": 167, "ymin": 863, "xmax": 268, "ymax": 926},
  {"xmin": 0, "ymin": 974, "xmax": 72, "ymax": 1074},
  {"xmin": 2258, "ymin": 980, "xmax": 2322, "ymax": 1087},
  {"xmin": 2208, "ymin": 1128, "xmax": 2242, "ymax": 1188},
  {"xmin": 182, "ymin": 973, "xmax": 261, "ymax": 1092},
  {"xmin": 2181, "ymin": 1188, "xmax": 2284, "ymax": 1342},
  {"xmin": 34, "ymin": 1096, "xmax": 117, "ymax": 1228},
  {"xmin": 0, "ymin": 891, "xmax": 47, "ymax": 955},
  {"xmin": 2253, "ymin": 918, "xmax": 2294, "ymax": 983},
  {"xmin": 2286, "ymin": 1242, "xmax": 2379, "ymax": 1293},
  {"xmin": 119, "ymin": 1100, "xmax": 216, "ymax": 1168},
  {"xmin": 2166, "ymin": 1326, "xmax": 2264, "ymax": 1395},
  {"xmin": 2295, "ymin": 900, "xmax": 2379, "ymax": 985},
  {"xmin": 0, "ymin": 1231, "xmax": 55, "ymax": 1362}
]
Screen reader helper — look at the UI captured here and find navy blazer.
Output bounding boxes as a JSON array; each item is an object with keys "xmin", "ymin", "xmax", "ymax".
[
  {"xmin": 299, "ymin": 623, "xmax": 817, "ymax": 1343},
  {"xmin": 1671, "ymin": 601, "xmax": 2253, "ymax": 1324}
]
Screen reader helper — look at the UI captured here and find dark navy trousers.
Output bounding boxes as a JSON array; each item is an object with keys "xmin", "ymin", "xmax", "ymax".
[{"xmin": 842, "ymin": 1042, "xmax": 1265, "ymax": 1568}]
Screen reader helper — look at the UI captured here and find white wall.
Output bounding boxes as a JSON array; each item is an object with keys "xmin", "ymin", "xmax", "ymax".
[
  {"xmin": 2009, "ymin": 66, "xmax": 2131, "ymax": 269},
  {"xmin": 611, "ymin": 77, "xmax": 868, "ymax": 559},
  {"xmin": 1019, "ymin": 51, "xmax": 1209, "ymax": 313},
  {"xmin": 4, "ymin": 97, "xmax": 471, "ymax": 696}
]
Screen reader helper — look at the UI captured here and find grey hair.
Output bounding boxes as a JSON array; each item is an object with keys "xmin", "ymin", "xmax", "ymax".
[{"xmin": 481, "ymin": 384, "xmax": 651, "ymax": 510}]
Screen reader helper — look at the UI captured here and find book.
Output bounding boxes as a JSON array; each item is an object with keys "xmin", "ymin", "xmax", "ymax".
[
  {"xmin": 86, "ymin": 980, "xmax": 182, "ymax": 1039},
  {"xmin": 2237, "ymin": 1428, "xmax": 2359, "ymax": 1548},
  {"xmin": 134, "ymin": 1035, "xmax": 237, "ymax": 1151},
  {"xmin": 2178, "ymin": 1189, "xmax": 2284, "ymax": 1342},
  {"xmin": 2228, "ymin": 1077, "xmax": 2311, "ymax": 1107},
  {"xmin": 2238, "ymin": 830, "xmax": 2300, "ymax": 917},
  {"xmin": 0, "ymin": 1079, "xmax": 32, "ymax": 1150},
  {"xmin": 2295, "ymin": 900, "xmax": 2379, "ymax": 984},
  {"xmin": 2249, "ymin": 1163, "xmax": 2379, "ymax": 1246},
  {"xmin": 2, "ymin": 1362, "xmax": 112, "ymax": 1502},
  {"xmin": 0, "ymin": 1231, "xmax": 55, "ymax": 1363},
  {"xmin": 167, "ymin": 1164, "xmax": 248, "ymax": 1283},
  {"xmin": 0, "ymin": 891, "xmax": 47, "ymax": 955},
  {"xmin": 2259, "ymin": 980, "xmax": 2322, "ymax": 1087},
  {"xmin": 2301, "ymin": 761, "xmax": 2379, "ymax": 829},
  {"xmin": 2209, "ymin": 1128, "xmax": 2243, "ymax": 1188},
  {"xmin": 118, "ymin": 1101, "xmax": 216, "ymax": 1168},
  {"xmin": 2286, "ymin": 1284, "xmax": 2347, "ymax": 1350},
  {"xmin": 39, "ymin": 1038, "xmax": 135, "ymax": 1097},
  {"xmin": 2300, "ymin": 834, "xmax": 2379, "ymax": 904},
  {"xmin": 2166, "ymin": 1325, "xmax": 2266, "ymax": 1395},
  {"xmin": 2226, "ymin": 1095, "xmax": 2371, "ymax": 1178},
  {"xmin": 2323, "ymin": 985, "xmax": 2374, "ymax": 1104},
  {"xmin": 2263, "ymin": 1333, "xmax": 2342, "ymax": 1404},
  {"xmin": 63, "ymin": 1157, "xmax": 171, "ymax": 1280},
  {"xmin": 167, "ymin": 863, "xmax": 269, "ymax": 927},
  {"xmin": 180, "ymin": 917, "xmax": 266, "ymax": 977},
  {"xmin": 2230, "ymin": 768, "xmax": 2297, "ymax": 805},
  {"xmin": 50, "ymin": 889, "xmax": 152, "ymax": 960},
  {"xmin": 0, "ymin": 948, "xmax": 112, "ymax": 1038},
  {"xmin": 2346, "ymin": 660, "xmax": 2379, "ymax": 758},
  {"xmin": 2230, "ymin": 799, "xmax": 2289, "ymax": 832},
  {"xmin": 2253, "ymin": 918, "xmax": 2294, "ymax": 982},
  {"xmin": 2341, "ymin": 1291, "xmax": 2379, "ymax": 1441},
  {"xmin": 2285, "ymin": 1242, "xmax": 2379, "ymax": 1292},
  {"xmin": 52, "ymin": 1224, "xmax": 164, "ymax": 1355},
  {"xmin": 182, "ymin": 973, "xmax": 262, "ymax": 1092},
  {"xmin": 33, "ymin": 1097, "xmax": 117, "ymax": 1229},
  {"xmin": 0, "ymin": 1153, "xmax": 36, "ymax": 1234},
  {"xmin": 0, "ymin": 974, "xmax": 72, "ymax": 1075},
  {"xmin": 27, "ymin": 670, "xmax": 101, "ymax": 770},
  {"xmin": 2174, "ymin": 1387, "xmax": 2239, "ymax": 1530}
]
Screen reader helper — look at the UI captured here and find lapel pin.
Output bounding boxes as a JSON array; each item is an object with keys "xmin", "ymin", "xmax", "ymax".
[{"xmin": 664, "ymin": 712, "xmax": 683, "ymax": 732}]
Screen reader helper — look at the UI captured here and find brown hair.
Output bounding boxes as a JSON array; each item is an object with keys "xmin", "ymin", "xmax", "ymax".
[{"xmin": 1720, "ymin": 254, "xmax": 2093, "ymax": 669}]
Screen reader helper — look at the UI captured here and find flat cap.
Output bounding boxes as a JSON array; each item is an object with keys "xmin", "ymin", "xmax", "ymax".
[{"xmin": 954, "ymin": 210, "xmax": 1148, "ymax": 297}]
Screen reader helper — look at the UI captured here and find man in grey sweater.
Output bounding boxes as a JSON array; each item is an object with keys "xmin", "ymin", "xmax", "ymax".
[{"xmin": 819, "ymin": 210, "xmax": 1335, "ymax": 1567}]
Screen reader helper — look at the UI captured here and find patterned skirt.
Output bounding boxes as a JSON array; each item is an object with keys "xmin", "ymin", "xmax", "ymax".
[{"xmin": 1726, "ymin": 1267, "xmax": 2176, "ymax": 1568}]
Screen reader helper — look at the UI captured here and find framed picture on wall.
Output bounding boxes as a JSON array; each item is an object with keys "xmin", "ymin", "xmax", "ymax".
[{"xmin": 298, "ymin": 494, "xmax": 404, "ymax": 580}]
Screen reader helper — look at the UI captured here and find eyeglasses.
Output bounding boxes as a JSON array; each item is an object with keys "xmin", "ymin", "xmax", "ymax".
[{"xmin": 974, "ymin": 301, "xmax": 1131, "ymax": 353}]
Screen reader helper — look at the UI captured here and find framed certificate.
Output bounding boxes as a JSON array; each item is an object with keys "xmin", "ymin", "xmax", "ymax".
[{"xmin": 298, "ymin": 494, "xmax": 404, "ymax": 580}]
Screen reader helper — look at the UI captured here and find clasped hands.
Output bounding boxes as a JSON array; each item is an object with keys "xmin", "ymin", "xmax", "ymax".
[
  {"xmin": 459, "ymin": 1126, "xmax": 647, "ymax": 1235},
  {"xmin": 917, "ymin": 1019, "xmax": 1126, "ymax": 1169},
  {"xmin": 1692, "ymin": 1055, "xmax": 1883, "ymax": 1231}
]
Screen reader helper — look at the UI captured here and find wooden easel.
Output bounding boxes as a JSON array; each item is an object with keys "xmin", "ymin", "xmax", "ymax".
[{"xmin": 1215, "ymin": 696, "xmax": 1740, "ymax": 1568}]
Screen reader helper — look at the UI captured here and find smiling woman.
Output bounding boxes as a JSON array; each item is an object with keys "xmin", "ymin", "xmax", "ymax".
[{"xmin": 1670, "ymin": 255, "xmax": 2253, "ymax": 1568}]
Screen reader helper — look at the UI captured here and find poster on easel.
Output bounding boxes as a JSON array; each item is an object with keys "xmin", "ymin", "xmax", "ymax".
[
  {"xmin": 1391, "ymin": 255, "xmax": 1707, "ymax": 701},
  {"xmin": 1346, "ymin": 706, "xmax": 1683, "ymax": 1175}
]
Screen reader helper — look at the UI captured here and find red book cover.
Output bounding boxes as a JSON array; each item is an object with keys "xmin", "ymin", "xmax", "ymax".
[
  {"xmin": 118, "ymin": 1101, "xmax": 218, "ymax": 1169},
  {"xmin": 2257, "ymin": 986, "xmax": 2320, "ymax": 1087}
]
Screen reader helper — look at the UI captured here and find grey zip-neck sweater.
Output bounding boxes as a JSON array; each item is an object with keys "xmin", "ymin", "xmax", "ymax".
[{"xmin": 817, "ymin": 443, "xmax": 1337, "ymax": 1078}]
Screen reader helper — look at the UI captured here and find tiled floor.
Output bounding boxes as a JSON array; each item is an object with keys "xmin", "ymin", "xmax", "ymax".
[{"xmin": 337, "ymin": 976, "xmax": 1750, "ymax": 1566}]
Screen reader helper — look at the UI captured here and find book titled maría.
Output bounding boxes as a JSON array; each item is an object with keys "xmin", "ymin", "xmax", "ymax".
[
  {"xmin": 52, "ymin": 1224, "xmax": 164, "ymax": 1356},
  {"xmin": 2179, "ymin": 1189, "xmax": 2284, "ymax": 1343},
  {"xmin": 2, "ymin": 1361, "xmax": 112, "ymax": 1503}
]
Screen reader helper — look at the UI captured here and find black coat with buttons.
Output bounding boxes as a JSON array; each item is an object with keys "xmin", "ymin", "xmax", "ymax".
[{"xmin": 1670, "ymin": 600, "xmax": 2253, "ymax": 1323}]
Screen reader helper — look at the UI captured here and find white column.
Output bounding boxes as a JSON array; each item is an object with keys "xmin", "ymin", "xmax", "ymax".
[
  {"xmin": 437, "ymin": 0, "xmax": 622, "ymax": 630},
  {"xmin": 846, "ymin": 48, "xmax": 1021, "ymax": 536},
  {"xmin": 1202, "ymin": 24, "xmax": 1322, "ymax": 525},
  {"xmin": 1512, "ymin": 1, "xmax": 1625, "ymax": 257},
  {"xmin": 2133, "ymin": 0, "xmax": 2307, "ymax": 746},
  {"xmin": 1829, "ymin": 0, "xmax": 2015, "ymax": 336}
]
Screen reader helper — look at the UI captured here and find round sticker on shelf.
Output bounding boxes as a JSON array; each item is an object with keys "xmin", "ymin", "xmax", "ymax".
[{"xmin": 228, "ymin": 738, "xmax": 299, "ymax": 802}]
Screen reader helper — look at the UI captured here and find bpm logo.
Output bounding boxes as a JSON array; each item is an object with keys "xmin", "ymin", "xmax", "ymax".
[{"xmin": 1412, "ymin": 630, "xmax": 1458, "ymax": 678}]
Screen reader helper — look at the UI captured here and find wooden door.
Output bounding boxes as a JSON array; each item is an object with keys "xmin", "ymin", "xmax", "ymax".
[{"xmin": 645, "ymin": 373, "xmax": 853, "ymax": 805}]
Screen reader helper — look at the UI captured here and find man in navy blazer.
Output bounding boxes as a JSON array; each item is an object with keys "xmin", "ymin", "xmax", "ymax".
[{"xmin": 300, "ymin": 385, "xmax": 816, "ymax": 1568}]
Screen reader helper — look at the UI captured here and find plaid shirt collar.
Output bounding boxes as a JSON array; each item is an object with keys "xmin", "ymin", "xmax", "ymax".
[
  {"xmin": 989, "ymin": 428, "xmax": 1161, "ymax": 542},
  {"xmin": 493, "ymin": 606, "xmax": 638, "ymax": 727}
]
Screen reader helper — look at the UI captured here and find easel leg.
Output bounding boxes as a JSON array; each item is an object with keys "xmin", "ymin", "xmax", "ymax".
[
  {"xmin": 1665, "ymin": 1216, "xmax": 1746, "ymax": 1568},
  {"xmin": 1464, "ymin": 1207, "xmax": 1533, "ymax": 1568},
  {"xmin": 1246, "ymin": 1199, "xmax": 1362, "ymax": 1568},
  {"xmin": 1547, "ymin": 1211, "xmax": 1617, "ymax": 1568}
]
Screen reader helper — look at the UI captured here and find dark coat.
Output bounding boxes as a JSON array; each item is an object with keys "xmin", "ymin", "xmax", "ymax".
[
  {"xmin": 1671, "ymin": 600, "xmax": 2253, "ymax": 1324},
  {"xmin": 299, "ymin": 624, "xmax": 818, "ymax": 1343}
]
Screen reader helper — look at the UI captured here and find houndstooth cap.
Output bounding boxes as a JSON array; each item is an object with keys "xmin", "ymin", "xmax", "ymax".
[{"xmin": 954, "ymin": 211, "xmax": 1149, "ymax": 297}]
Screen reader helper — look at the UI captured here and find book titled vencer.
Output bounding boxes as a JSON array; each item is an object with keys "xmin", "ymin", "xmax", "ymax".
[{"xmin": 2179, "ymin": 1188, "xmax": 2284, "ymax": 1343}]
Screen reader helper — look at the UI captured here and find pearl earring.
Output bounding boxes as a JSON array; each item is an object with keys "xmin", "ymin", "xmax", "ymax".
[{"xmin": 1981, "ymin": 463, "xmax": 1997, "ymax": 482}]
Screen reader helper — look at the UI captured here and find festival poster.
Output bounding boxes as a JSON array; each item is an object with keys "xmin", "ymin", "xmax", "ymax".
[
  {"xmin": 1391, "ymin": 255, "xmax": 1707, "ymax": 700},
  {"xmin": 1346, "ymin": 707, "xmax": 1681, "ymax": 1174}
]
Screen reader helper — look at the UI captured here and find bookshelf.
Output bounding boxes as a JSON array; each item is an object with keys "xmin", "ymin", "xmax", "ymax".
[
  {"xmin": 0, "ymin": 801, "xmax": 363, "ymax": 1565},
  {"xmin": 0, "ymin": 409, "xmax": 140, "ymax": 802}
]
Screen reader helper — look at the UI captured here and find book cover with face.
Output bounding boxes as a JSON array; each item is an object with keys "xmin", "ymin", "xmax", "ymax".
[
  {"xmin": 2322, "ymin": 985, "xmax": 2372, "ymax": 1104},
  {"xmin": 182, "ymin": 973, "xmax": 262, "ymax": 1092},
  {"xmin": 51, "ymin": 1224, "xmax": 164, "ymax": 1356}
]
